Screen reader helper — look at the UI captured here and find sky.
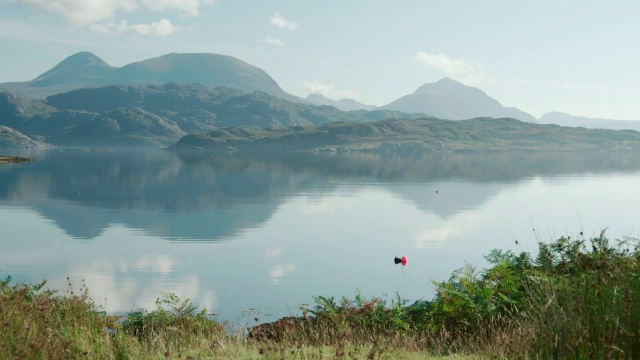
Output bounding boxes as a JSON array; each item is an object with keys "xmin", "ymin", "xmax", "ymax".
[{"xmin": 0, "ymin": 0, "xmax": 638, "ymax": 120}]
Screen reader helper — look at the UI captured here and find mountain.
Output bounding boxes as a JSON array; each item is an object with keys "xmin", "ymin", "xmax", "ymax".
[
  {"xmin": 31, "ymin": 52, "xmax": 116, "ymax": 88},
  {"xmin": 42, "ymin": 83, "xmax": 422, "ymax": 129},
  {"xmin": 114, "ymin": 53, "xmax": 299, "ymax": 102},
  {"xmin": 0, "ymin": 91, "xmax": 54, "ymax": 130},
  {"xmin": 0, "ymin": 125, "xmax": 49, "ymax": 148},
  {"xmin": 0, "ymin": 84, "xmax": 425, "ymax": 147},
  {"xmin": 172, "ymin": 117, "xmax": 640, "ymax": 153},
  {"xmin": 0, "ymin": 52, "xmax": 300, "ymax": 102},
  {"xmin": 47, "ymin": 108, "xmax": 186, "ymax": 146},
  {"xmin": 305, "ymin": 93, "xmax": 376, "ymax": 111},
  {"xmin": 382, "ymin": 78, "xmax": 537, "ymax": 123},
  {"xmin": 538, "ymin": 112, "xmax": 640, "ymax": 131},
  {"xmin": 0, "ymin": 91, "xmax": 29, "ymax": 121}
]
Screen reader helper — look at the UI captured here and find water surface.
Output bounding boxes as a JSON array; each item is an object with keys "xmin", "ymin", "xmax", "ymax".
[{"xmin": 1, "ymin": 149, "xmax": 639, "ymax": 324}]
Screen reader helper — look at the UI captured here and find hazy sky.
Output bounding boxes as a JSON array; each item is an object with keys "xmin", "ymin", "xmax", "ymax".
[{"xmin": 0, "ymin": 1, "xmax": 638, "ymax": 120}]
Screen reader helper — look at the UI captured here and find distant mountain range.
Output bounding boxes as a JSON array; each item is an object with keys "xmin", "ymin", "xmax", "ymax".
[
  {"xmin": 0, "ymin": 52, "xmax": 299, "ymax": 102},
  {"xmin": 305, "ymin": 93, "xmax": 376, "ymax": 111},
  {"xmin": 1, "ymin": 51, "xmax": 639, "ymax": 149},
  {"xmin": 0, "ymin": 52, "xmax": 537, "ymax": 124},
  {"xmin": 539, "ymin": 112, "xmax": 640, "ymax": 131},
  {"xmin": 0, "ymin": 83, "xmax": 424, "ymax": 147}
]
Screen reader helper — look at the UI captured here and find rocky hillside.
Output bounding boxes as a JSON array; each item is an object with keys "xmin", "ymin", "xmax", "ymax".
[
  {"xmin": 172, "ymin": 117, "xmax": 640, "ymax": 153},
  {"xmin": 0, "ymin": 126, "xmax": 49, "ymax": 148},
  {"xmin": 0, "ymin": 84, "xmax": 424, "ymax": 147}
]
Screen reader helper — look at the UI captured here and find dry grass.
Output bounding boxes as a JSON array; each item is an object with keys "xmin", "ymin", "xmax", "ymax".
[{"xmin": 0, "ymin": 278, "xmax": 467, "ymax": 359}]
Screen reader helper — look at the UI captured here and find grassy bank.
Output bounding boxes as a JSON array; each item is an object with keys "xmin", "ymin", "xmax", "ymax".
[{"xmin": 2, "ymin": 231, "xmax": 639, "ymax": 359}]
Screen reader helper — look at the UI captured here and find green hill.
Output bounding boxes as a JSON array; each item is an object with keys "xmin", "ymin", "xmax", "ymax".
[
  {"xmin": 0, "ymin": 84, "xmax": 424, "ymax": 146},
  {"xmin": 172, "ymin": 117, "xmax": 640, "ymax": 153}
]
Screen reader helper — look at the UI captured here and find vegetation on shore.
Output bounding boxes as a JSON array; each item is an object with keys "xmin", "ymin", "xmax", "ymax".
[
  {"xmin": 2, "ymin": 231, "xmax": 638, "ymax": 359},
  {"xmin": 0, "ymin": 155, "xmax": 36, "ymax": 164}
]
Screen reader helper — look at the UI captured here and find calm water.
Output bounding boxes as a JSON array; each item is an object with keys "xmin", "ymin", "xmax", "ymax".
[{"xmin": 1, "ymin": 149, "xmax": 639, "ymax": 325}]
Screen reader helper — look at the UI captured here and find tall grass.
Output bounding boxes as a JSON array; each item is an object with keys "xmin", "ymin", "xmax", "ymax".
[
  {"xmin": 491, "ymin": 232, "xmax": 640, "ymax": 358},
  {"xmin": 0, "ymin": 278, "xmax": 245, "ymax": 359},
  {"xmin": 0, "ymin": 277, "xmax": 124, "ymax": 359},
  {"xmin": 2, "ymin": 231, "xmax": 638, "ymax": 359}
]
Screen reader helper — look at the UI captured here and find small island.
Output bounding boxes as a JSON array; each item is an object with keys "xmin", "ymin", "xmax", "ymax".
[{"xmin": 0, "ymin": 155, "xmax": 36, "ymax": 164}]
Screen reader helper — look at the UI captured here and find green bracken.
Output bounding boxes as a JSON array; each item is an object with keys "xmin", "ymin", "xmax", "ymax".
[{"xmin": 1, "ymin": 230, "xmax": 638, "ymax": 359}]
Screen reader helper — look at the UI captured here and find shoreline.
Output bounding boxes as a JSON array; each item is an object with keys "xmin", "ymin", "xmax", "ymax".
[{"xmin": 0, "ymin": 155, "xmax": 36, "ymax": 164}]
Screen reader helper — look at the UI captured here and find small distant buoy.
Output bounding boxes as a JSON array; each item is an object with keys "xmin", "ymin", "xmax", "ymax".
[{"xmin": 394, "ymin": 256, "xmax": 408, "ymax": 266}]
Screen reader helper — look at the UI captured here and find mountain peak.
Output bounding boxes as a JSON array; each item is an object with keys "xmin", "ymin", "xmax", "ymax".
[
  {"xmin": 118, "ymin": 52, "xmax": 299, "ymax": 102},
  {"xmin": 59, "ymin": 52, "xmax": 111, "ymax": 67},
  {"xmin": 436, "ymin": 77, "xmax": 459, "ymax": 84},
  {"xmin": 37, "ymin": 52, "xmax": 111, "ymax": 76},
  {"xmin": 382, "ymin": 78, "xmax": 536, "ymax": 122},
  {"xmin": 415, "ymin": 77, "xmax": 475, "ymax": 94},
  {"xmin": 31, "ymin": 52, "xmax": 114, "ymax": 87}
]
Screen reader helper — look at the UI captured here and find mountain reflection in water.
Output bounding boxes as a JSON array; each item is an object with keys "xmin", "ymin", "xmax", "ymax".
[{"xmin": 1, "ymin": 148, "xmax": 639, "ymax": 323}]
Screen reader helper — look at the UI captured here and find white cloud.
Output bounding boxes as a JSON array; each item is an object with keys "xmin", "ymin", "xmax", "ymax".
[
  {"xmin": 139, "ymin": 0, "xmax": 213, "ymax": 17},
  {"xmin": 134, "ymin": 255, "xmax": 176, "ymax": 274},
  {"xmin": 261, "ymin": 36, "xmax": 283, "ymax": 46},
  {"xmin": 412, "ymin": 211, "xmax": 483, "ymax": 249},
  {"xmin": 269, "ymin": 263, "xmax": 295, "ymax": 285},
  {"xmin": 414, "ymin": 51, "xmax": 491, "ymax": 85},
  {"xmin": 270, "ymin": 12, "xmax": 297, "ymax": 30},
  {"xmin": 12, "ymin": 0, "xmax": 212, "ymax": 26},
  {"xmin": 303, "ymin": 80, "xmax": 333, "ymax": 94},
  {"xmin": 303, "ymin": 80, "xmax": 361, "ymax": 100},
  {"xmin": 14, "ymin": 0, "xmax": 138, "ymax": 25},
  {"xmin": 90, "ymin": 18, "xmax": 181, "ymax": 36}
]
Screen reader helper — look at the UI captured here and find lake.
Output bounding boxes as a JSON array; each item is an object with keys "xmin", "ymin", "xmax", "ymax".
[{"xmin": 1, "ymin": 148, "xmax": 639, "ymax": 326}]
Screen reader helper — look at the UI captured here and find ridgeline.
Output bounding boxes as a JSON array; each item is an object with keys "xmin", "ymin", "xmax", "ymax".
[{"xmin": 172, "ymin": 117, "xmax": 640, "ymax": 153}]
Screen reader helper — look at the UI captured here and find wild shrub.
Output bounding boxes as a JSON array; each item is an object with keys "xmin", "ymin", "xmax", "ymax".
[
  {"xmin": 426, "ymin": 249, "xmax": 532, "ymax": 338},
  {"xmin": 295, "ymin": 231, "xmax": 640, "ymax": 357},
  {"xmin": 121, "ymin": 292, "xmax": 225, "ymax": 355}
]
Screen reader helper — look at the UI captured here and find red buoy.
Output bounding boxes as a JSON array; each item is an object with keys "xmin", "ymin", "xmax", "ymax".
[{"xmin": 394, "ymin": 256, "xmax": 408, "ymax": 266}]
